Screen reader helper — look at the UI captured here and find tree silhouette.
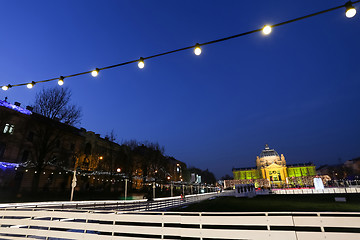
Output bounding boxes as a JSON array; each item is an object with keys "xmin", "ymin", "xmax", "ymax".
[
  {"xmin": 33, "ymin": 87, "xmax": 81, "ymax": 126},
  {"xmin": 30, "ymin": 87, "xmax": 82, "ymax": 192}
]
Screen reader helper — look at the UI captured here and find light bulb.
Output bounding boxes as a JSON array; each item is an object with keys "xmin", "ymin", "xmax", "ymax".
[
  {"xmin": 138, "ymin": 58, "xmax": 145, "ymax": 69},
  {"xmin": 346, "ymin": 7, "xmax": 356, "ymax": 18},
  {"xmin": 27, "ymin": 82, "xmax": 35, "ymax": 89},
  {"xmin": 2, "ymin": 85, "xmax": 8, "ymax": 91},
  {"xmin": 262, "ymin": 25, "xmax": 272, "ymax": 35},
  {"xmin": 194, "ymin": 43, "xmax": 202, "ymax": 55},
  {"xmin": 58, "ymin": 76, "xmax": 64, "ymax": 86},
  {"xmin": 91, "ymin": 68, "xmax": 99, "ymax": 77}
]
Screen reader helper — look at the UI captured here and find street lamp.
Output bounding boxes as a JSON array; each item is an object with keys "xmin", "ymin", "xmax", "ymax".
[
  {"xmin": 153, "ymin": 181, "xmax": 156, "ymax": 199},
  {"xmin": 167, "ymin": 176, "xmax": 173, "ymax": 197},
  {"xmin": 117, "ymin": 168, "xmax": 121, "ymax": 173},
  {"xmin": 124, "ymin": 178, "xmax": 128, "ymax": 200}
]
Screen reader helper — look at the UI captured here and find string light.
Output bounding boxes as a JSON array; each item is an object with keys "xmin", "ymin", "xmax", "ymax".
[
  {"xmin": 0, "ymin": 0, "xmax": 358, "ymax": 91},
  {"xmin": 345, "ymin": 1, "xmax": 357, "ymax": 18},
  {"xmin": 91, "ymin": 68, "xmax": 99, "ymax": 77},
  {"xmin": 138, "ymin": 57, "xmax": 145, "ymax": 69},
  {"xmin": 194, "ymin": 43, "xmax": 202, "ymax": 55},
  {"xmin": 262, "ymin": 25, "xmax": 272, "ymax": 35},
  {"xmin": 27, "ymin": 81, "xmax": 35, "ymax": 89},
  {"xmin": 58, "ymin": 76, "xmax": 64, "ymax": 86}
]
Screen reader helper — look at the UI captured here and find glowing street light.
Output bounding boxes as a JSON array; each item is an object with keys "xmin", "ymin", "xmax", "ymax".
[{"xmin": 117, "ymin": 168, "xmax": 121, "ymax": 173}]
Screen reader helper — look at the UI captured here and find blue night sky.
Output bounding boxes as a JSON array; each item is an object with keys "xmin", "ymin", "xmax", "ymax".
[{"xmin": 1, "ymin": 0, "xmax": 359, "ymax": 178}]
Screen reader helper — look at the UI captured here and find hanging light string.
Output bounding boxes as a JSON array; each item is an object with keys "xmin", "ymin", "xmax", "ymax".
[{"xmin": 1, "ymin": 1, "xmax": 359, "ymax": 91}]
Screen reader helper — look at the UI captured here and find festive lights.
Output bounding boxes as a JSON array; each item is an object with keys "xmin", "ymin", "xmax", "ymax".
[
  {"xmin": 0, "ymin": 100, "xmax": 32, "ymax": 115},
  {"xmin": 262, "ymin": 25, "xmax": 272, "ymax": 35},
  {"xmin": 194, "ymin": 43, "xmax": 202, "ymax": 55},
  {"xmin": 58, "ymin": 76, "xmax": 64, "ymax": 86},
  {"xmin": 27, "ymin": 81, "xmax": 35, "ymax": 89},
  {"xmin": 138, "ymin": 57, "xmax": 145, "ymax": 69},
  {"xmin": 0, "ymin": 161, "xmax": 19, "ymax": 170},
  {"xmin": 345, "ymin": 1, "xmax": 357, "ymax": 17},
  {"xmin": 0, "ymin": 0, "xmax": 358, "ymax": 91},
  {"xmin": 91, "ymin": 68, "xmax": 99, "ymax": 77}
]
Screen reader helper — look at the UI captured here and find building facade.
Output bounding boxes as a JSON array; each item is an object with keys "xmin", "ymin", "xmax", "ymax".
[
  {"xmin": 232, "ymin": 145, "xmax": 316, "ymax": 187},
  {"xmin": 0, "ymin": 99, "xmax": 187, "ymax": 198}
]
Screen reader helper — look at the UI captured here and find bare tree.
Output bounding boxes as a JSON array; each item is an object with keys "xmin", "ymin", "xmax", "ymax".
[
  {"xmin": 33, "ymin": 87, "xmax": 81, "ymax": 126},
  {"xmin": 30, "ymin": 87, "xmax": 82, "ymax": 192},
  {"xmin": 105, "ymin": 129, "xmax": 117, "ymax": 142}
]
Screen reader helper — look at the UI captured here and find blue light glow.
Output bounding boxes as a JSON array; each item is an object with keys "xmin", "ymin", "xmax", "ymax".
[
  {"xmin": 0, "ymin": 100, "xmax": 32, "ymax": 115},
  {"xmin": 0, "ymin": 161, "xmax": 19, "ymax": 170}
]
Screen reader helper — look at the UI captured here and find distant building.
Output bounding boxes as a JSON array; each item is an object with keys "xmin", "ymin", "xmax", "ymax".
[
  {"xmin": 0, "ymin": 99, "xmax": 187, "ymax": 195},
  {"xmin": 228, "ymin": 144, "xmax": 316, "ymax": 188},
  {"xmin": 317, "ymin": 157, "xmax": 360, "ymax": 180},
  {"xmin": 344, "ymin": 157, "xmax": 360, "ymax": 177}
]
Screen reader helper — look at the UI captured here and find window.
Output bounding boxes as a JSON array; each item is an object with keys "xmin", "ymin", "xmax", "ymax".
[{"xmin": 3, "ymin": 123, "xmax": 15, "ymax": 134}]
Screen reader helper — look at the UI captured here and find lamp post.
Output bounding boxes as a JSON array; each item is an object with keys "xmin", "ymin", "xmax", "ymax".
[
  {"xmin": 167, "ymin": 176, "xmax": 173, "ymax": 197},
  {"xmin": 169, "ymin": 182, "xmax": 172, "ymax": 197},
  {"xmin": 70, "ymin": 170, "xmax": 77, "ymax": 201},
  {"xmin": 124, "ymin": 178, "xmax": 128, "ymax": 200},
  {"xmin": 153, "ymin": 182, "xmax": 156, "ymax": 199}
]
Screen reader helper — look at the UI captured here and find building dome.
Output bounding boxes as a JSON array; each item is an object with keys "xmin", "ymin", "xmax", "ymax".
[
  {"xmin": 256, "ymin": 144, "xmax": 286, "ymax": 168},
  {"xmin": 260, "ymin": 144, "xmax": 279, "ymax": 158}
]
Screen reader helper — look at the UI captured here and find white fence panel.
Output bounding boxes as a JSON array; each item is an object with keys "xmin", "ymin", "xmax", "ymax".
[
  {"xmin": 0, "ymin": 210, "xmax": 359, "ymax": 240},
  {"xmin": 297, "ymin": 232, "xmax": 360, "ymax": 240},
  {"xmin": 271, "ymin": 187, "xmax": 359, "ymax": 195}
]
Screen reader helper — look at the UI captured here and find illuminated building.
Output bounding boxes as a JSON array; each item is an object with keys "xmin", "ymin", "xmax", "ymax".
[
  {"xmin": 0, "ymin": 99, "xmax": 186, "ymax": 195},
  {"xmin": 232, "ymin": 144, "xmax": 316, "ymax": 187}
]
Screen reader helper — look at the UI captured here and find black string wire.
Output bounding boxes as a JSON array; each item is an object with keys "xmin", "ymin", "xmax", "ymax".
[{"xmin": 1, "ymin": 1, "xmax": 359, "ymax": 90}]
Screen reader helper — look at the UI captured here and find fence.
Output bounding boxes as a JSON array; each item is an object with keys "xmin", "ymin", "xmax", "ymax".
[
  {"xmin": 0, "ymin": 192, "xmax": 219, "ymax": 211},
  {"xmin": 272, "ymin": 187, "xmax": 360, "ymax": 194},
  {"xmin": 0, "ymin": 209, "xmax": 359, "ymax": 240}
]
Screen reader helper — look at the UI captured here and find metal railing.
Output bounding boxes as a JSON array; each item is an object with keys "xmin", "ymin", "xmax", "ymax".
[
  {"xmin": 0, "ymin": 209, "xmax": 359, "ymax": 240},
  {"xmin": 272, "ymin": 187, "xmax": 360, "ymax": 194},
  {"xmin": 0, "ymin": 192, "xmax": 219, "ymax": 211}
]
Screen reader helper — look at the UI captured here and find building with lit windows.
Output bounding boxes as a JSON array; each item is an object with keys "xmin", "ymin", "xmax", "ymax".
[
  {"xmin": 0, "ymin": 99, "xmax": 188, "ymax": 197},
  {"xmin": 228, "ymin": 144, "xmax": 316, "ymax": 188}
]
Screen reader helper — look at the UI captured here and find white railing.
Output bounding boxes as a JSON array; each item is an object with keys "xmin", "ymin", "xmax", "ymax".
[
  {"xmin": 0, "ymin": 209, "xmax": 359, "ymax": 240},
  {"xmin": 0, "ymin": 192, "xmax": 219, "ymax": 211},
  {"xmin": 272, "ymin": 187, "xmax": 360, "ymax": 194}
]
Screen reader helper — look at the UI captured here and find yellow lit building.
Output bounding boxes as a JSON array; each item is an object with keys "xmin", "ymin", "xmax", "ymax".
[{"xmin": 232, "ymin": 144, "xmax": 316, "ymax": 186}]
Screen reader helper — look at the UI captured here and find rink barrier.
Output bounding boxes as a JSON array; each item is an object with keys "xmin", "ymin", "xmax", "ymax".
[{"xmin": 0, "ymin": 210, "xmax": 359, "ymax": 240}]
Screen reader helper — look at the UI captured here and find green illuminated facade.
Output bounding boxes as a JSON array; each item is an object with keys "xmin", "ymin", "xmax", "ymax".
[{"xmin": 233, "ymin": 145, "xmax": 316, "ymax": 185}]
